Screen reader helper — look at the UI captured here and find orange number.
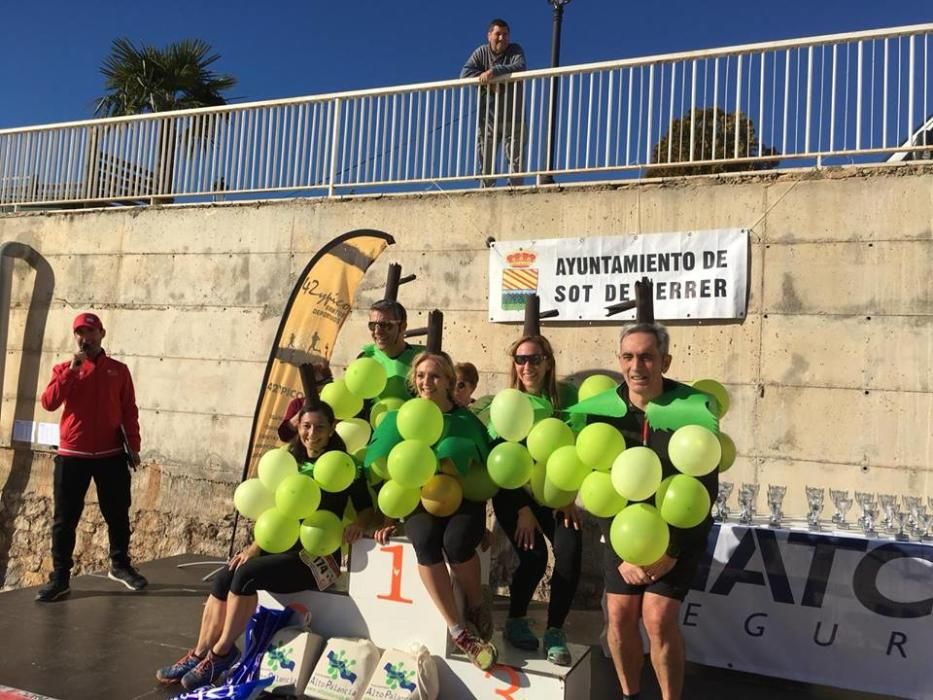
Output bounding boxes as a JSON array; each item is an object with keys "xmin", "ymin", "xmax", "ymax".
[
  {"xmin": 377, "ymin": 544, "xmax": 414, "ymax": 604},
  {"xmin": 485, "ymin": 664, "xmax": 521, "ymax": 699}
]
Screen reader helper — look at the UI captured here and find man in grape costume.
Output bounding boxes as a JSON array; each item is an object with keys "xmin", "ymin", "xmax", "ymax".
[{"xmin": 576, "ymin": 322, "xmax": 719, "ymax": 700}]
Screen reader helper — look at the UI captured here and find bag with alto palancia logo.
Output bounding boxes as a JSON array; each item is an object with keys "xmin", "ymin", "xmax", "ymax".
[
  {"xmin": 304, "ymin": 637, "xmax": 380, "ymax": 700},
  {"xmin": 259, "ymin": 624, "xmax": 325, "ymax": 696},
  {"xmin": 361, "ymin": 645, "xmax": 438, "ymax": 700}
]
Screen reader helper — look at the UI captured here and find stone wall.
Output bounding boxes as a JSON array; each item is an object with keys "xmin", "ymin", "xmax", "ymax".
[{"xmin": 0, "ymin": 165, "xmax": 930, "ymax": 606}]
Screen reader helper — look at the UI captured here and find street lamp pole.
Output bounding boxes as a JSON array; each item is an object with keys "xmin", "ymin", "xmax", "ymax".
[{"xmin": 540, "ymin": 0, "xmax": 571, "ymax": 186}]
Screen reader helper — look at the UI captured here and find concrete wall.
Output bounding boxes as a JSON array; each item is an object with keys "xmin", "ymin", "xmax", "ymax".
[{"xmin": 0, "ymin": 165, "xmax": 930, "ymax": 602}]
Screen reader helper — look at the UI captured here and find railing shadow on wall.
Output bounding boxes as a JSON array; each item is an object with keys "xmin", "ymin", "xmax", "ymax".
[{"xmin": 0, "ymin": 243, "xmax": 54, "ymax": 586}]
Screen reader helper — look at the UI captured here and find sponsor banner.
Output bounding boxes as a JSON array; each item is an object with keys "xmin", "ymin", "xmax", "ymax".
[
  {"xmin": 684, "ymin": 524, "xmax": 933, "ymax": 699},
  {"xmin": 488, "ymin": 230, "xmax": 748, "ymax": 322},
  {"xmin": 242, "ymin": 230, "xmax": 393, "ymax": 481}
]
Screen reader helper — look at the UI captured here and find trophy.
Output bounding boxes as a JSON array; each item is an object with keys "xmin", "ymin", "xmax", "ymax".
[
  {"xmin": 855, "ymin": 492, "xmax": 878, "ymax": 537},
  {"xmin": 714, "ymin": 481, "xmax": 734, "ymax": 522},
  {"xmin": 914, "ymin": 506, "xmax": 931, "ymax": 541},
  {"xmin": 903, "ymin": 496, "xmax": 922, "ymax": 531},
  {"xmin": 891, "ymin": 505, "xmax": 910, "ymax": 542},
  {"xmin": 767, "ymin": 485, "xmax": 786, "ymax": 528},
  {"xmin": 830, "ymin": 489, "xmax": 852, "ymax": 529},
  {"xmin": 737, "ymin": 484, "xmax": 756, "ymax": 525},
  {"xmin": 878, "ymin": 494, "xmax": 897, "ymax": 531},
  {"xmin": 744, "ymin": 483, "xmax": 760, "ymax": 518},
  {"xmin": 805, "ymin": 486, "xmax": 825, "ymax": 531}
]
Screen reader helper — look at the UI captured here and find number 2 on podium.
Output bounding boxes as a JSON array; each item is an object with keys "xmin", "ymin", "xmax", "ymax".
[{"xmin": 376, "ymin": 544, "xmax": 413, "ymax": 604}]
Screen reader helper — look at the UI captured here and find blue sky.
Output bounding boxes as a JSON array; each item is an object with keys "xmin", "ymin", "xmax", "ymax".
[{"xmin": 1, "ymin": 1, "xmax": 930, "ymax": 130}]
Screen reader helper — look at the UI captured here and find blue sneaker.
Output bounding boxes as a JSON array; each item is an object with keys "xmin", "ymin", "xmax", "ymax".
[
  {"xmin": 504, "ymin": 617, "xmax": 539, "ymax": 651},
  {"xmin": 543, "ymin": 627, "xmax": 572, "ymax": 666},
  {"xmin": 181, "ymin": 647, "xmax": 240, "ymax": 690},
  {"xmin": 156, "ymin": 649, "xmax": 202, "ymax": 684}
]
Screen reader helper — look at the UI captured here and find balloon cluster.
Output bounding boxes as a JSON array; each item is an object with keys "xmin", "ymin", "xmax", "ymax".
[
  {"xmin": 234, "ymin": 447, "xmax": 348, "ymax": 556},
  {"xmin": 233, "ymin": 357, "xmax": 395, "ymax": 555},
  {"xmin": 607, "ymin": 378, "xmax": 736, "ymax": 566},
  {"xmin": 375, "ymin": 398, "xmax": 467, "ymax": 519}
]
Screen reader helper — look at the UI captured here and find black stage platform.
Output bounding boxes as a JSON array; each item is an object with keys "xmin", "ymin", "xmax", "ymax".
[{"xmin": 0, "ymin": 555, "xmax": 896, "ymax": 699}]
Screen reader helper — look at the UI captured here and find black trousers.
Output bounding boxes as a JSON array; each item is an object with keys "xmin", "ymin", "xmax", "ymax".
[
  {"xmin": 51, "ymin": 454, "xmax": 132, "ymax": 578},
  {"xmin": 493, "ymin": 498, "xmax": 583, "ymax": 629}
]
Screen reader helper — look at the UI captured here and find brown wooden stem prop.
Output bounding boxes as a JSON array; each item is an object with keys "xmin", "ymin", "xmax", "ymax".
[
  {"xmin": 384, "ymin": 262, "xmax": 416, "ymax": 302},
  {"xmin": 605, "ymin": 276, "xmax": 655, "ymax": 323}
]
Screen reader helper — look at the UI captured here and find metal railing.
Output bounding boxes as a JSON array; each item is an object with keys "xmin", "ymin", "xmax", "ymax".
[{"xmin": 1, "ymin": 23, "xmax": 931, "ymax": 209}]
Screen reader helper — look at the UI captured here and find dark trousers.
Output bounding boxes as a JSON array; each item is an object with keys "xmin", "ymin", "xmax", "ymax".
[
  {"xmin": 51, "ymin": 454, "xmax": 132, "ymax": 578},
  {"xmin": 493, "ymin": 498, "xmax": 583, "ymax": 629}
]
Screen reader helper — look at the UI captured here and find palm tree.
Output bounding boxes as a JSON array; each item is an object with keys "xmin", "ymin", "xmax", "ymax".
[
  {"xmin": 92, "ymin": 38, "xmax": 237, "ymax": 202},
  {"xmin": 95, "ymin": 37, "xmax": 237, "ymax": 116}
]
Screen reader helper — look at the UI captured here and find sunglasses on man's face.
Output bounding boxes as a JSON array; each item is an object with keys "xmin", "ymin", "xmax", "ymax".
[
  {"xmin": 368, "ymin": 320, "xmax": 401, "ymax": 331},
  {"xmin": 513, "ymin": 354, "xmax": 545, "ymax": 366},
  {"xmin": 456, "ymin": 381, "xmax": 469, "ymax": 390}
]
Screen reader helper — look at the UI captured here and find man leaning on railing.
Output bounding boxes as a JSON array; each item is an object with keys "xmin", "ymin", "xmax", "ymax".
[{"xmin": 460, "ymin": 18, "xmax": 527, "ymax": 188}]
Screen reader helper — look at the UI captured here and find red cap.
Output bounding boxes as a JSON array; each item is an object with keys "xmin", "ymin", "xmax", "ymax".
[{"xmin": 73, "ymin": 312, "xmax": 104, "ymax": 332}]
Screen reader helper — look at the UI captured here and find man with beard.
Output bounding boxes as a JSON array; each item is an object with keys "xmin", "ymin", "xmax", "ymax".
[{"xmin": 37, "ymin": 312, "xmax": 146, "ymax": 601}]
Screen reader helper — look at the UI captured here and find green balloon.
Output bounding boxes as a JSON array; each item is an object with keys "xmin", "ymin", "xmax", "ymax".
[
  {"xmin": 233, "ymin": 478, "xmax": 276, "ymax": 520},
  {"xmin": 370, "ymin": 455, "xmax": 389, "ymax": 479},
  {"xmin": 336, "ymin": 418, "xmax": 372, "ymax": 454},
  {"xmin": 575, "ymin": 422, "xmax": 626, "ymax": 471},
  {"xmin": 579, "ymin": 471, "xmax": 627, "ymax": 517},
  {"xmin": 526, "ymin": 418, "xmax": 575, "ymax": 463},
  {"xmin": 254, "ymin": 508, "xmax": 300, "ymax": 553},
  {"xmin": 658, "ymin": 474, "xmax": 711, "ymax": 528},
  {"xmin": 528, "ymin": 460, "xmax": 577, "ymax": 507},
  {"xmin": 258, "ymin": 448, "xmax": 298, "ymax": 492},
  {"xmin": 313, "ymin": 450, "xmax": 357, "ymax": 492},
  {"xmin": 718, "ymin": 432, "xmax": 736, "ymax": 472},
  {"xmin": 370, "ymin": 397, "xmax": 404, "ymax": 428},
  {"xmin": 396, "ymin": 398, "xmax": 444, "ymax": 445},
  {"xmin": 321, "ymin": 379, "xmax": 364, "ymax": 420},
  {"xmin": 300, "ymin": 510, "xmax": 344, "ymax": 555},
  {"xmin": 459, "ymin": 463, "xmax": 500, "ymax": 502},
  {"xmin": 610, "ymin": 446, "xmax": 662, "ymax": 501},
  {"xmin": 546, "ymin": 445, "xmax": 589, "ymax": 492},
  {"xmin": 489, "ymin": 388, "xmax": 535, "ymax": 442},
  {"xmin": 387, "ymin": 439, "xmax": 438, "ymax": 488},
  {"xmin": 378, "ymin": 479, "xmax": 422, "ymax": 518},
  {"xmin": 578, "ymin": 374, "xmax": 618, "ymax": 401},
  {"xmin": 486, "ymin": 441, "xmax": 534, "ymax": 489},
  {"xmin": 669, "ymin": 425, "xmax": 721, "ymax": 477},
  {"xmin": 542, "ymin": 475, "xmax": 577, "ymax": 508},
  {"xmin": 610, "ymin": 503, "xmax": 670, "ymax": 566},
  {"xmin": 692, "ymin": 378, "xmax": 730, "ymax": 417},
  {"xmin": 275, "ymin": 473, "xmax": 322, "ymax": 520},
  {"xmin": 345, "ymin": 357, "xmax": 388, "ymax": 399}
]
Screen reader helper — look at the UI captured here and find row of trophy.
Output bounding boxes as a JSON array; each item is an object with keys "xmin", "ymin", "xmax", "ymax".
[{"xmin": 713, "ymin": 482, "xmax": 933, "ymax": 540}]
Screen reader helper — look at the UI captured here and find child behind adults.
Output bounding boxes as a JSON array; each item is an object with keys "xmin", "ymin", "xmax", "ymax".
[
  {"xmin": 374, "ymin": 351, "xmax": 498, "ymax": 670},
  {"xmin": 155, "ymin": 402, "xmax": 377, "ymax": 691},
  {"xmin": 491, "ymin": 334, "xmax": 582, "ymax": 665}
]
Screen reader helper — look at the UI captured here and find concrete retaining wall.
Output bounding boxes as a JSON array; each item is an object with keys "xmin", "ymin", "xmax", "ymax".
[{"xmin": 0, "ymin": 165, "xmax": 929, "ymax": 605}]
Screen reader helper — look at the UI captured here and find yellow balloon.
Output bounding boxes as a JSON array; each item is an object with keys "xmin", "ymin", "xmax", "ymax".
[
  {"xmin": 421, "ymin": 474, "xmax": 463, "ymax": 517},
  {"xmin": 718, "ymin": 432, "xmax": 736, "ymax": 472}
]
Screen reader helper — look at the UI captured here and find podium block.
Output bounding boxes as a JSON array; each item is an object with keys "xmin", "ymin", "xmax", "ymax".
[
  {"xmin": 259, "ymin": 538, "xmax": 591, "ymax": 699},
  {"xmin": 440, "ymin": 632, "xmax": 591, "ymax": 699},
  {"xmin": 348, "ymin": 537, "xmax": 489, "ymax": 656}
]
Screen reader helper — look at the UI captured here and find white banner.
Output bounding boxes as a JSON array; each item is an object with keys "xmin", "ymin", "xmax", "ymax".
[
  {"xmin": 488, "ymin": 230, "xmax": 749, "ymax": 322},
  {"xmin": 683, "ymin": 524, "xmax": 933, "ymax": 699}
]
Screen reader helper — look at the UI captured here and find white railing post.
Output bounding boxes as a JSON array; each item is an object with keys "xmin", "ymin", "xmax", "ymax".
[{"xmin": 328, "ymin": 98, "xmax": 342, "ymax": 197}]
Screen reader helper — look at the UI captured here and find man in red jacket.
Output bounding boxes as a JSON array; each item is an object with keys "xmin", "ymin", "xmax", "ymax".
[{"xmin": 36, "ymin": 312, "xmax": 146, "ymax": 601}]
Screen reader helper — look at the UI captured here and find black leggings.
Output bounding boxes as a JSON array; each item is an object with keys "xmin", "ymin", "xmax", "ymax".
[
  {"xmin": 493, "ymin": 497, "xmax": 582, "ymax": 629},
  {"xmin": 210, "ymin": 550, "xmax": 340, "ymax": 599},
  {"xmin": 404, "ymin": 500, "xmax": 486, "ymax": 566}
]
